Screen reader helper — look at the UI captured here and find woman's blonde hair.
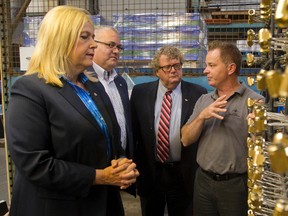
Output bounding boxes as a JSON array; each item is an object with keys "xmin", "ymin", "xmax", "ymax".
[{"xmin": 25, "ymin": 6, "xmax": 93, "ymax": 87}]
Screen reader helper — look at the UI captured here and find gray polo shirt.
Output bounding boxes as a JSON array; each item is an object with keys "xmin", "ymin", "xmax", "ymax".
[{"xmin": 187, "ymin": 83, "xmax": 264, "ymax": 174}]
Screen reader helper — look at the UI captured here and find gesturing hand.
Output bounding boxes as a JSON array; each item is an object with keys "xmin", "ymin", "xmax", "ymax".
[{"xmin": 199, "ymin": 95, "xmax": 227, "ymax": 120}]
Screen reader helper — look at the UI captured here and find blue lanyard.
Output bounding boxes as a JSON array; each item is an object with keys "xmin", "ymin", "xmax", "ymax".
[{"xmin": 65, "ymin": 74, "xmax": 111, "ymax": 157}]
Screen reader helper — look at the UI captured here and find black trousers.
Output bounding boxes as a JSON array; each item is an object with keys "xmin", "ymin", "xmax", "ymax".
[
  {"xmin": 140, "ymin": 162, "xmax": 192, "ymax": 216},
  {"xmin": 193, "ymin": 167, "xmax": 248, "ymax": 216}
]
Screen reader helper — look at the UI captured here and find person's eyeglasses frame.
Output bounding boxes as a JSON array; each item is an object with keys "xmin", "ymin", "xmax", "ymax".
[
  {"xmin": 94, "ymin": 40, "xmax": 124, "ymax": 51},
  {"xmin": 158, "ymin": 63, "xmax": 183, "ymax": 73}
]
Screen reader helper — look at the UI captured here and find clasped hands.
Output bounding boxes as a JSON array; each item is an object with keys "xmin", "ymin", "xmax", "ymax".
[{"xmin": 95, "ymin": 158, "xmax": 139, "ymax": 189}]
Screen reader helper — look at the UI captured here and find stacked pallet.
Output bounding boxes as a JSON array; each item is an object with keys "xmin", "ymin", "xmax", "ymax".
[
  {"xmin": 23, "ymin": 15, "xmax": 104, "ymax": 47},
  {"xmin": 113, "ymin": 12, "xmax": 207, "ymax": 68}
]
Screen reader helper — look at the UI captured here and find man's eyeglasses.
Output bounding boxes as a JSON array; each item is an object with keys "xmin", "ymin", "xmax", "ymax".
[
  {"xmin": 94, "ymin": 40, "xmax": 124, "ymax": 51},
  {"xmin": 158, "ymin": 63, "xmax": 182, "ymax": 73}
]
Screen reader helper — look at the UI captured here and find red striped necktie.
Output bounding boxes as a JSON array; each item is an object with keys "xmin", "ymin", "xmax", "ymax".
[{"xmin": 157, "ymin": 90, "xmax": 172, "ymax": 163}]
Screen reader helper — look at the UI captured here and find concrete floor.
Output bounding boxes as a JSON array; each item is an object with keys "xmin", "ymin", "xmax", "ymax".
[
  {"xmin": 121, "ymin": 191, "xmax": 142, "ymax": 216},
  {"xmin": 0, "ymin": 147, "xmax": 142, "ymax": 215}
]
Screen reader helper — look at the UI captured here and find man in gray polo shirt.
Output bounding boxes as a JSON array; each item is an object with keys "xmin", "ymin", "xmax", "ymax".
[{"xmin": 181, "ymin": 40, "xmax": 264, "ymax": 216}]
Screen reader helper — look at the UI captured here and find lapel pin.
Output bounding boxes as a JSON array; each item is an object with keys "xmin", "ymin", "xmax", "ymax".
[
  {"xmin": 185, "ymin": 99, "xmax": 188, "ymax": 101},
  {"xmin": 94, "ymin": 93, "xmax": 97, "ymax": 96}
]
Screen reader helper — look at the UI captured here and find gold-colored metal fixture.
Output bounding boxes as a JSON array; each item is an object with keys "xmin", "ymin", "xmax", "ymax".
[
  {"xmin": 247, "ymin": 77, "xmax": 255, "ymax": 86},
  {"xmin": 265, "ymin": 70, "xmax": 282, "ymax": 98},
  {"xmin": 267, "ymin": 143, "xmax": 288, "ymax": 174},
  {"xmin": 248, "ymin": 184, "xmax": 263, "ymax": 211},
  {"xmin": 267, "ymin": 132, "xmax": 288, "ymax": 174},
  {"xmin": 247, "ymin": 53, "xmax": 255, "ymax": 67},
  {"xmin": 247, "ymin": 29, "xmax": 256, "ymax": 47},
  {"xmin": 273, "ymin": 199, "xmax": 288, "ymax": 215},
  {"xmin": 275, "ymin": 0, "xmax": 288, "ymax": 28},
  {"xmin": 258, "ymin": 28, "xmax": 272, "ymax": 53},
  {"xmin": 260, "ymin": 0, "xmax": 272, "ymax": 21},
  {"xmin": 279, "ymin": 65, "xmax": 288, "ymax": 97},
  {"xmin": 247, "ymin": 102, "xmax": 267, "ymax": 134},
  {"xmin": 248, "ymin": 9, "xmax": 256, "ymax": 24},
  {"xmin": 256, "ymin": 69, "xmax": 267, "ymax": 91},
  {"xmin": 254, "ymin": 105, "xmax": 267, "ymax": 133}
]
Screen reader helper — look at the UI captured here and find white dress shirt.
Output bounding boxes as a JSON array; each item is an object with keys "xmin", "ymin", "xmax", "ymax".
[{"xmin": 92, "ymin": 62, "xmax": 127, "ymax": 150}]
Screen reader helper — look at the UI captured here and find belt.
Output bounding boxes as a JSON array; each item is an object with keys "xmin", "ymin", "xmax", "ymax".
[
  {"xmin": 201, "ymin": 168, "xmax": 247, "ymax": 181},
  {"xmin": 155, "ymin": 161, "xmax": 181, "ymax": 168}
]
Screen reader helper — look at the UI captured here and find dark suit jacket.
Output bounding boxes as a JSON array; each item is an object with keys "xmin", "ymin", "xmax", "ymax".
[
  {"xmin": 86, "ymin": 66, "xmax": 134, "ymax": 159},
  {"xmin": 130, "ymin": 80, "xmax": 207, "ymax": 198},
  {"xmin": 6, "ymin": 74, "xmax": 125, "ymax": 216},
  {"xmin": 85, "ymin": 67, "xmax": 137, "ymax": 196}
]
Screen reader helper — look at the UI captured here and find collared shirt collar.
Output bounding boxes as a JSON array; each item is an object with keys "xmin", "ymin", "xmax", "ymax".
[
  {"xmin": 92, "ymin": 62, "xmax": 117, "ymax": 81},
  {"xmin": 158, "ymin": 80, "xmax": 181, "ymax": 96},
  {"xmin": 211, "ymin": 81, "xmax": 245, "ymax": 100}
]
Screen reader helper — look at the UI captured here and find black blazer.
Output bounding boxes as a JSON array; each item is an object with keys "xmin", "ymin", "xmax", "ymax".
[
  {"xmin": 85, "ymin": 67, "xmax": 137, "ymax": 196},
  {"xmin": 86, "ymin": 67, "xmax": 134, "ymax": 159},
  {"xmin": 130, "ymin": 80, "xmax": 207, "ymax": 198},
  {"xmin": 6, "ymin": 74, "xmax": 125, "ymax": 216}
]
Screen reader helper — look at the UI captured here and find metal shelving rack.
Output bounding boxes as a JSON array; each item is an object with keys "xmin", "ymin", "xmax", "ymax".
[{"xmin": 1, "ymin": 0, "xmax": 17, "ymax": 201}]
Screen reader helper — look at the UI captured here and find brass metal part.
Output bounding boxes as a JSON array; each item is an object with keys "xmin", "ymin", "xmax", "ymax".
[
  {"xmin": 267, "ymin": 143, "xmax": 288, "ymax": 174},
  {"xmin": 248, "ymin": 184, "xmax": 263, "ymax": 210},
  {"xmin": 248, "ymin": 157, "xmax": 254, "ymax": 168},
  {"xmin": 260, "ymin": 0, "xmax": 272, "ymax": 20},
  {"xmin": 248, "ymin": 166, "xmax": 263, "ymax": 182},
  {"xmin": 265, "ymin": 70, "xmax": 282, "ymax": 98},
  {"xmin": 248, "ymin": 9, "xmax": 256, "ymax": 24},
  {"xmin": 256, "ymin": 69, "xmax": 267, "ymax": 91},
  {"xmin": 254, "ymin": 106, "xmax": 267, "ymax": 133},
  {"xmin": 273, "ymin": 199, "xmax": 288, "ymax": 216},
  {"xmin": 247, "ymin": 53, "xmax": 255, "ymax": 67},
  {"xmin": 247, "ymin": 98, "xmax": 255, "ymax": 109},
  {"xmin": 247, "ymin": 77, "xmax": 255, "ymax": 86},
  {"xmin": 279, "ymin": 65, "xmax": 288, "ymax": 97},
  {"xmin": 247, "ymin": 136, "xmax": 253, "ymax": 146},
  {"xmin": 247, "ymin": 178, "xmax": 254, "ymax": 189},
  {"xmin": 255, "ymin": 136, "xmax": 265, "ymax": 148},
  {"xmin": 254, "ymin": 116, "xmax": 267, "ymax": 133},
  {"xmin": 258, "ymin": 28, "xmax": 272, "ymax": 53},
  {"xmin": 248, "ymin": 118, "xmax": 256, "ymax": 134},
  {"xmin": 253, "ymin": 146, "xmax": 265, "ymax": 166},
  {"xmin": 260, "ymin": 0, "xmax": 272, "ymax": 9},
  {"xmin": 247, "ymin": 29, "xmax": 256, "ymax": 47},
  {"xmin": 273, "ymin": 132, "xmax": 288, "ymax": 145},
  {"xmin": 254, "ymin": 106, "xmax": 266, "ymax": 118},
  {"xmin": 248, "ymin": 145, "xmax": 255, "ymax": 158},
  {"xmin": 275, "ymin": 0, "xmax": 288, "ymax": 28},
  {"xmin": 248, "ymin": 209, "xmax": 255, "ymax": 216},
  {"xmin": 260, "ymin": 9, "xmax": 271, "ymax": 21}
]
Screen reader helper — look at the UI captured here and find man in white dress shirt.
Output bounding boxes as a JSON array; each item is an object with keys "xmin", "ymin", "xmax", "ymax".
[{"xmin": 91, "ymin": 25, "xmax": 134, "ymax": 160}]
